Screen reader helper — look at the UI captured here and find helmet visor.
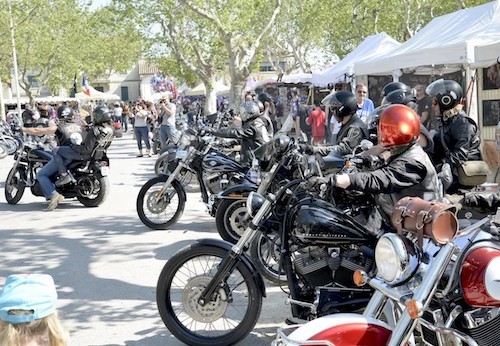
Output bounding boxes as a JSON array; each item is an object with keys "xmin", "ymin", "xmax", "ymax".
[
  {"xmin": 321, "ymin": 92, "xmax": 343, "ymax": 108},
  {"xmin": 425, "ymin": 79, "xmax": 447, "ymax": 98}
]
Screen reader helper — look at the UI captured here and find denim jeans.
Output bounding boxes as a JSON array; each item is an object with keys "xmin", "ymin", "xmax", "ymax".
[
  {"xmin": 159, "ymin": 124, "xmax": 178, "ymax": 150},
  {"xmin": 134, "ymin": 126, "xmax": 151, "ymax": 150},
  {"xmin": 53, "ymin": 146, "xmax": 85, "ymax": 175},
  {"xmin": 37, "ymin": 158, "xmax": 58, "ymax": 199}
]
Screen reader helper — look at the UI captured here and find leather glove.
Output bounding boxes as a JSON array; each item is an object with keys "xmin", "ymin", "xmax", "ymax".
[
  {"xmin": 307, "ymin": 174, "xmax": 336, "ymax": 189},
  {"xmin": 299, "ymin": 143, "xmax": 316, "ymax": 155}
]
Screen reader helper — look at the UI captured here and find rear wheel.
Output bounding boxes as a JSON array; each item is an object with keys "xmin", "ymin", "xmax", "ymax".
[
  {"xmin": 76, "ymin": 175, "xmax": 110, "ymax": 207},
  {"xmin": 156, "ymin": 244, "xmax": 262, "ymax": 346},
  {"xmin": 136, "ymin": 175, "xmax": 186, "ymax": 230},
  {"xmin": 5, "ymin": 167, "xmax": 26, "ymax": 204}
]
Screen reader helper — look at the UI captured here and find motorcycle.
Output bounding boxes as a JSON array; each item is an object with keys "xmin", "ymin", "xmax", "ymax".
[
  {"xmin": 215, "ymin": 137, "xmax": 370, "ymax": 244},
  {"xmin": 136, "ymin": 128, "xmax": 258, "ymax": 230},
  {"xmin": 4, "ymin": 128, "xmax": 114, "ymax": 207},
  {"xmin": 156, "ymin": 161, "xmax": 382, "ymax": 346},
  {"xmin": 274, "ymin": 197, "xmax": 500, "ymax": 346}
]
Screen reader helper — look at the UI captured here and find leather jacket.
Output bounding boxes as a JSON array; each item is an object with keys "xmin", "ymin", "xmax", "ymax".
[
  {"xmin": 432, "ymin": 110, "xmax": 482, "ymax": 166},
  {"xmin": 56, "ymin": 121, "xmax": 83, "ymax": 146},
  {"xmin": 212, "ymin": 116, "xmax": 271, "ymax": 163},
  {"xmin": 348, "ymin": 144, "xmax": 440, "ymax": 234},
  {"xmin": 316, "ymin": 114, "xmax": 368, "ymax": 157}
]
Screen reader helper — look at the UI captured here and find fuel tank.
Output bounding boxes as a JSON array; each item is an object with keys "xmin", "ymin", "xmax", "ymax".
[
  {"xmin": 290, "ymin": 197, "xmax": 374, "ymax": 245},
  {"xmin": 202, "ymin": 150, "xmax": 245, "ymax": 174},
  {"xmin": 461, "ymin": 243, "xmax": 500, "ymax": 307}
]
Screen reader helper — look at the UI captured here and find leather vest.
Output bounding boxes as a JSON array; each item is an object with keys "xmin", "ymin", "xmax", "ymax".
[{"xmin": 58, "ymin": 122, "xmax": 83, "ymax": 146}]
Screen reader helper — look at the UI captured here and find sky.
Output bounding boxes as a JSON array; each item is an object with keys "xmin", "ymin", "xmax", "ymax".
[{"xmin": 88, "ymin": 0, "xmax": 110, "ymax": 11}]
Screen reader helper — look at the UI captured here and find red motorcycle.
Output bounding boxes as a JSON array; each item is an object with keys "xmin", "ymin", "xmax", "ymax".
[{"xmin": 274, "ymin": 197, "xmax": 500, "ymax": 346}]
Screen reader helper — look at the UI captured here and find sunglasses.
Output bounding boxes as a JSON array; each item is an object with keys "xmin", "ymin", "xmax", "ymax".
[{"xmin": 357, "ymin": 91, "xmax": 367, "ymax": 94}]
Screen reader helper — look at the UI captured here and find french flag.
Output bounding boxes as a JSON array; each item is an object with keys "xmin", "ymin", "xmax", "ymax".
[{"xmin": 82, "ymin": 73, "xmax": 90, "ymax": 96}]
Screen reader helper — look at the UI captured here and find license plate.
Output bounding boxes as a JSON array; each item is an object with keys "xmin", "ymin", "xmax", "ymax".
[
  {"xmin": 175, "ymin": 150, "xmax": 188, "ymax": 159},
  {"xmin": 100, "ymin": 166, "xmax": 110, "ymax": 176}
]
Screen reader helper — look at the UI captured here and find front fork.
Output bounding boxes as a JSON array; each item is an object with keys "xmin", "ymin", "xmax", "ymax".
[
  {"xmin": 198, "ymin": 197, "xmax": 273, "ymax": 305},
  {"xmin": 155, "ymin": 148, "xmax": 194, "ymax": 201}
]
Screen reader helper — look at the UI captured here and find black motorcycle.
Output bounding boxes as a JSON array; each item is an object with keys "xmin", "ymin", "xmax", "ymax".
[
  {"xmin": 136, "ymin": 128, "xmax": 258, "ymax": 230},
  {"xmin": 4, "ymin": 130, "xmax": 114, "ymax": 207},
  {"xmin": 156, "ymin": 168, "xmax": 380, "ymax": 345}
]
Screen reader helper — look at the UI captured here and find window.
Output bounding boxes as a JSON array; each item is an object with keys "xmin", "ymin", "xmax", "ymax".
[
  {"xmin": 259, "ymin": 62, "xmax": 285, "ymax": 72},
  {"xmin": 95, "ymin": 86, "xmax": 104, "ymax": 92},
  {"xmin": 121, "ymin": 86, "xmax": 129, "ymax": 101}
]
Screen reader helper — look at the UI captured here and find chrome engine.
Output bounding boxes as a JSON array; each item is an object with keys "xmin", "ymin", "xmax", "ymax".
[{"xmin": 203, "ymin": 172, "xmax": 244, "ymax": 194}]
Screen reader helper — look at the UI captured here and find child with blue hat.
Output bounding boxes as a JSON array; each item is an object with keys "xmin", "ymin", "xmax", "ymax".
[{"xmin": 0, "ymin": 274, "xmax": 69, "ymax": 346}]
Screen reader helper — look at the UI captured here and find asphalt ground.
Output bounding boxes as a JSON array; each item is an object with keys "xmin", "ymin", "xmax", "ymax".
[{"xmin": 0, "ymin": 131, "xmax": 290, "ymax": 345}]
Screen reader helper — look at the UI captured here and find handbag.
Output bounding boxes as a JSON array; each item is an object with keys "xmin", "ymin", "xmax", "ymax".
[{"xmin": 440, "ymin": 127, "xmax": 490, "ymax": 187}]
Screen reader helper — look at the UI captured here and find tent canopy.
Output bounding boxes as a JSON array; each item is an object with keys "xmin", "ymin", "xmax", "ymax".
[
  {"xmin": 354, "ymin": 1, "xmax": 500, "ymax": 75},
  {"xmin": 312, "ymin": 32, "xmax": 401, "ymax": 86},
  {"xmin": 184, "ymin": 81, "xmax": 230, "ymax": 96},
  {"xmin": 75, "ymin": 86, "xmax": 120, "ymax": 101},
  {"xmin": 472, "ymin": 41, "xmax": 500, "ymax": 68}
]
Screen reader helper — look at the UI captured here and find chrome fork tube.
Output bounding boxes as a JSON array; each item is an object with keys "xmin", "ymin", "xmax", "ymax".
[{"xmin": 388, "ymin": 243, "xmax": 456, "ymax": 346}]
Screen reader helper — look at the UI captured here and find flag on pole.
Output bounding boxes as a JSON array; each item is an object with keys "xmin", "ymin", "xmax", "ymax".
[{"xmin": 82, "ymin": 73, "xmax": 90, "ymax": 96}]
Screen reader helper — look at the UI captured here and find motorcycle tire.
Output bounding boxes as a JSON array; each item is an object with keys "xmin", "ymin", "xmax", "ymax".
[
  {"xmin": 76, "ymin": 175, "xmax": 110, "ymax": 207},
  {"xmin": 154, "ymin": 151, "xmax": 173, "ymax": 175},
  {"xmin": 0, "ymin": 144, "xmax": 7, "ymax": 159},
  {"xmin": 215, "ymin": 199, "xmax": 249, "ymax": 244},
  {"xmin": 136, "ymin": 175, "xmax": 186, "ymax": 230},
  {"xmin": 5, "ymin": 166, "xmax": 26, "ymax": 204},
  {"xmin": 250, "ymin": 232, "xmax": 287, "ymax": 285},
  {"xmin": 1, "ymin": 137, "xmax": 18, "ymax": 155},
  {"xmin": 156, "ymin": 243, "xmax": 262, "ymax": 346}
]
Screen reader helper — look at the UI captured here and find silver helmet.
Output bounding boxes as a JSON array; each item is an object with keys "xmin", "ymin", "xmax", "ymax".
[{"xmin": 239, "ymin": 101, "xmax": 260, "ymax": 122}]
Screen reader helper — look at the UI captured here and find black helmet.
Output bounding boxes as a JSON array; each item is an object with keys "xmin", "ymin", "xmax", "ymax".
[
  {"xmin": 381, "ymin": 88, "xmax": 417, "ymax": 108},
  {"xmin": 321, "ymin": 91, "xmax": 357, "ymax": 119},
  {"xmin": 258, "ymin": 92, "xmax": 273, "ymax": 105},
  {"xmin": 92, "ymin": 105, "xmax": 112, "ymax": 125},
  {"xmin": 381, "ymin": 81, "xmax": 410, "ymax": 97},
  {"xmin": 239, "ymin": 101, "xmax": 260, "ymax": 122},
  {"xmin": 425, "ymin": 79, "xmax": 463, "ymax": 112},
  {"xmin": 57, "ymin": 105, "xmax": 73, "ymax": 121}
]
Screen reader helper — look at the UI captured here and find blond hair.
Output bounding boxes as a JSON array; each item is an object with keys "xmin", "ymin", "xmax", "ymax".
[{"xmin": 0, "ymin": 312, "xmax": 69, "ymax": 346}]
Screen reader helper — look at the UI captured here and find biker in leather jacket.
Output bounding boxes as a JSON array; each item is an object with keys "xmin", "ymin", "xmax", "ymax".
[
  {"xmin": 311, "ymin": 104, "xmax": 440, "ymax": 235},
  {"xmin": 313, "ymin": 91, "xmax": 368, "ymax": 157},
  {"xmin": 209, "ymin": 101, "xmax": 272, "ymax": 164}
]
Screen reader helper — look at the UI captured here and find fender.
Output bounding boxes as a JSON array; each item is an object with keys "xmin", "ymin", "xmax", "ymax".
[
  {"xmin": 194, "ymin": 238, "xmax": 266, "ymax": 297},
  {"xmin": 284, "ymin": 313, "xmax": 391, "ymax": 346},
  {"xmin": 218, "ymin": 183, "xmax": 258, "ymax": 200}
]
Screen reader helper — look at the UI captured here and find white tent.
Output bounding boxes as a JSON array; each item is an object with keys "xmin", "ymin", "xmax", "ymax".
[
  {"xmin": 354, "ymin": 1, "xmax": 500, "ymax": 75},
  {"xmin": 280, "ymin": 73, "xmax": 312, "ymax": 84},
  {"xmin": 312, "ymin": 32, "xmax": 401, "ymax": 87},
  {"xmin": 75, "ymin": 86, "xmax": 120, "ymax": 101},
  {"xmin": 472, "ymin": 41, "xmax": 500, "ymax": 68},
  {"xmin": 184, "ymin": 81, "xmax": 230, "ymax": 96}
]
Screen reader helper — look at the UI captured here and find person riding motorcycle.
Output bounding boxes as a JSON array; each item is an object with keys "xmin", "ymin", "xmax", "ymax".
[
  {"xmin": 309, "ymin": 91, "xmax": 368, "ymax": 157},
  {"xmin": 207, "ymin": 100, "xmax": 272, "ymax": 164},
  {"xmin": 310, "ymin": 104, "xmax": 440, "ymax": 235},
  {"xmin": 21, "ymin": 105, "xmax": 85, "ymax": 211},
  {"xmin": 52, "ymin": 105, "xmax": 114, "ymax": 188},
  {"xmin": 427, "ymin": 79, "xmax": 482, "ymax": 193}
]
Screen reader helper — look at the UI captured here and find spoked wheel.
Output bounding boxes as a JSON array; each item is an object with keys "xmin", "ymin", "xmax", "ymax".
[
  {"xmin": 136, "ymin": 175, "xmax": 186, "ymax": 230},
  {"xmin": 1, "ymin": 138, "xmax": 18, "ymax": 155},
  {"xmin": 215, "ymin": 199, "xmax": 249, "ymax": 244},
  {"xmin": 250, "ymin": 232, "xmax": 287, "ymax": 284},
  {"xmin": 157, "ymin": 244, "xmax": 262, "ymax": 346},
  {"xmin": 5, "ymin": 167, "xmax": 26, "ymax": 204}
]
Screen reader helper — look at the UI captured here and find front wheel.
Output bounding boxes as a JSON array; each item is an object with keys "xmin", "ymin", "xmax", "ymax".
[
  {"xmin": 5, "ymin": 166, "xmax": 26, "ymax": 204},
  {"xmin": 136, "ymin": 175, "xmax": 186, "ymax": 230},
  {"xmin": 215, "ymin": 199, "xmax": 249, "ymax": 244},
  {"xmin": 157, "ymin": 244, "xmax": 262, "ymax": 346},
  {"xmin": 76, "ymin": 174, "xmax": 110, "ymax": 207}
]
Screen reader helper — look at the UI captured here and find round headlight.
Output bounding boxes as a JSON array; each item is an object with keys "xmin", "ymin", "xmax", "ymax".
[
  {"xmin": 179, "ymin": 133, "xmax": 191, "ymax": 148},
  {"xmin": 375, "ymin": 233, "xmax": 419, "ymax": 284},
  {"xmin": 246, "ymin": 192, "xmax": 265, "ymax": 218}
]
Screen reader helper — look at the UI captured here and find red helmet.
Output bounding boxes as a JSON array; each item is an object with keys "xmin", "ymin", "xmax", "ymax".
[{"xmin": 378, "ymin": 104, "xmax": 420, "ymax": 148}]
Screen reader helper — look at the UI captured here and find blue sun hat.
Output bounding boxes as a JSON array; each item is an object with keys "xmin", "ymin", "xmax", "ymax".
[{"xmin": 0, "ymin": 274, "xmax": 58, "ymax": 324}]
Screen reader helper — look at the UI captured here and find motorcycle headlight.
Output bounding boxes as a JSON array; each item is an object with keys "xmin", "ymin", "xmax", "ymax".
[
  {"xmin": 179, "ymin": 133, "xmax": 192, "ymax": 148},
  {"xmin": 375, "ymin": 233, "xmax": 419, "ymax": 285},
  {"xmin": 246, "ymin": 191, "xmax": 265, "ymax": 218}
]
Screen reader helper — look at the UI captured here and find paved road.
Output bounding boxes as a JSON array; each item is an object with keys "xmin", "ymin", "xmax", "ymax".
[{"xmin": 0, "ymin": 132, "xmax": 289, "ymax": 345}]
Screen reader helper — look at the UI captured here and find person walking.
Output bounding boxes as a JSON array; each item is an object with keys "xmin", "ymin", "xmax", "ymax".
[
  {"xmin": 158, "ymin": 94, "xmax": 177, "ymax": 150},
  {"xmin": 355, "ymin": 84, "xmax": 375, "ymax": 126},
  {"xmin": 306, "ymin": 100, "xmax": 326, "ymax": 144},
  {"xmin": 133, "ymin": 103, "xmax": 152, "ymax": 157}
]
